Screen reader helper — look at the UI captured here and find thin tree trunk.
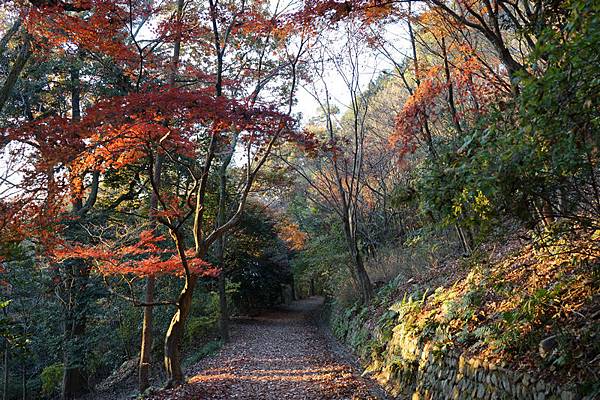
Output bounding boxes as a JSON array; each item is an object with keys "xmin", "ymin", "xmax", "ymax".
[
  {"xmin": 216, "ymin": 164, "xmax": 229, "ymax": 343},
  {"xmin": 3, "ymin": 341, "xmax": 7, "ymax": 400},
  {"xmin": 441, "ymin": 37, "xmax": 463, "ymax": 135},
  {"xmin": 407, "ymin": 5, "xmax": 436, "ymax": 158},
  {"xmin": 215, "ymin": 133, "xmax": 237, "ymax": 343},
  {"xmin": 62, "ymin": 62, "xmax": 90, "ymax": 400},
  {"xmin": 290, "ymin": 276, "xmax": 297, "ymax": 301},
  {"xmin": 408, "ymin": 7, "xmax": 475, "ymax": 257},
  {"xmin": 541, "ymin": 200, "xmax": 554, "ymax": 226},
  {"xmin": 217, "ymin": 273, "xmax": 229, "ymax": 342},
  {"xmin": 138, "ymin": 275, "xmax": 155, "ymax": 392},
  {"xmin": 21, "ymin": 366, "xmax": 25, "ymax": 400},
  {"xmin": 455, "ymin": 225, "xmax": 472, "ymax": 255}
]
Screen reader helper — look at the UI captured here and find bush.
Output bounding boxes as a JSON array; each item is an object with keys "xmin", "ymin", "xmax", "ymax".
[
  {"xmin": 182, "ymin": 340, "xmax": 223, "ymax": 368},
  {"xmin": 185, "ymin": 315, "xmax": 218, "ymax": 346},
  {"xmin": 417, "ymin": 0, "xmax": 600, "ymax": 232},
  {"xmin": 40, "ymin": 363, "xmax": 63, "ymax": 396}
]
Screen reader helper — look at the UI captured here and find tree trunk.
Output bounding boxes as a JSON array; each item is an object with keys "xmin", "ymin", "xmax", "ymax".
[
  {"xmin": 353, "ymin": 245, "xmax": 372, "ymax": 303},
  {"xmin": 61, "ymin": 261, "xmax": 89, "ymax": 400},
  {"xmin": 217, "ymin": 273, "xmax": 229, "ymax": 342},
  {"xmin": 290, "ymin": 276, "xmax": 297, "ymax": 301},
  {"xmin": 139, "ymin": 153, "xmax": 163, "ymax": 393},
  {"xmin": 407, "ymin": 4, "xmax": 437, "ymax": 159},
  {"xmin": 61, "ymin": 364, "xmax": 87, "ymax": 400},
  {"xmin": 3, "ymin": 341, "xmax": 7, "ymax": 400},
  {"xmin": 342, "ymin": 217, "xmax": 372, "ymax": 303},
  {"xmin": 21, "ymin": 366, "xmax": 25, "ymax": 400},
  {"xmin": 0, "ymin": 33, "xmax": 30, "ymax": 114},
  {"xmin": 62, "ymin": 59, "xmax": 90, "ymax": 400},
  {"xmin": 216, "ymin": 169, "xmax": 229, "ymax": 343},
  {"xmin": 62, "ymin": 325, "xmax": 88, "ymax": 398},
  {"xmin": 541, "ymin": 200, "xmax": 554, "ymax": 227},
  {"xmin": 163, "ymin": 275, "xmax": 198, "ymax": 388},
  {"xmin": 62, "ymin": 371, "xmax": 85, "ymax": 400},
  {"xmin": 138, "ymin": 275, "xmax": 155, "ymax": 393},
  {"xmin": 441, "ymin": 37, "xmax": 463, "ymax": 136},
  {"xmin": 215, "ymin": 133, "xmax": 237, "ymax": 343},
  {"xmin": 140, "ymin": 0, "xmax": 183, "ymax": 388},
  {"xmin": 0, "ymin": 19, "xmax": 21, "ymax": 56},
  {"xmin": 455, "ymin": 225, "xmax": 473, "ymax": 255}
]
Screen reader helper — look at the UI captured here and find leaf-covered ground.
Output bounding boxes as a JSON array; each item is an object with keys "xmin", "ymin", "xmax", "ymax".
[{"xmin": 150, "ymin": 297, "xmax": 385, "ymax": 400}]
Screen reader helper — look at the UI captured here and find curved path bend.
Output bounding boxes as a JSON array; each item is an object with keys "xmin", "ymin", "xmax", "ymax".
[{"xmin": 152, "ymin": 297, "xmax": 386, "ymax": 400}]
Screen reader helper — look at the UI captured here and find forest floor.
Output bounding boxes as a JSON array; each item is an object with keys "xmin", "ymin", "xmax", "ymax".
[{"xmin": 148, "ymin": 297, "xmax": 386, "ymax": 400}]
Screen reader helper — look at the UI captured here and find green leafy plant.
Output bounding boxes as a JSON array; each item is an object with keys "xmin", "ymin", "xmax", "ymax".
[{"xmin": 41, "ymin": 363, "xmax": 63, "ymax": 396}]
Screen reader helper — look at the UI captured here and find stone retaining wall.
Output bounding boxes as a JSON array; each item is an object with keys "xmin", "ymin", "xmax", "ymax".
[
  {"xmin": 370, "ymin": 336, "xmax": 578, "ymax": 400},
  {"xmin": 330, "ymin": 307, "xmax": 583, "ymax": 400}
]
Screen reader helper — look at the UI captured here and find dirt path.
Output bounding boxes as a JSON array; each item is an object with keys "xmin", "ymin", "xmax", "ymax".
[{"xmin": 150, "ymin": 297, "xmax": 386, "ymax": 400}]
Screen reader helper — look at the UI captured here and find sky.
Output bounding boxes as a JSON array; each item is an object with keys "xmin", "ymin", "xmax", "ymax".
[{"xmin": 293, "ymin": 21, "xmax": 411, "ymax": 125}]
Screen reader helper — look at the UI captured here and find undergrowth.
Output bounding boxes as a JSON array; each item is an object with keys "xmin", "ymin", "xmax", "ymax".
[{"xmin": 329, "ymin": 226, "xmax": 600, "ymax": 395}]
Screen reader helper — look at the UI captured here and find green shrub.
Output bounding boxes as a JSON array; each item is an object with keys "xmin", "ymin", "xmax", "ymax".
[
  {"xmin": 185, "ymin": 315, "xmax": 217, "ymax": 345},
  {"xmin": 40, "ymin": 363, "xmax": 63, "ymax": 396},
  {"xmin": 183, "ymin": 340, "xmax": 223, "ymax": 368}
]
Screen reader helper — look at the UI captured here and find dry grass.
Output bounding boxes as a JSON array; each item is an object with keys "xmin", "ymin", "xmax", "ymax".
[{"xmin": 364, "ymin": 227, "xmax": 464, "ymax": 286}]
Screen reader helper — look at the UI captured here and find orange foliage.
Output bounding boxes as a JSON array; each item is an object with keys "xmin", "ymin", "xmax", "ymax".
[
  {"xmin": 390, "ymin": 46, "xmax": 507, "ymax": 154},
  {"xmin": 25, "ymin": 0, "xmax": 136, "ymax": 63},
  {"xmin": 52, "ymin": 230, "xmax": 218, "ymax": 278},
  {"xmin": 390, "ymin": 70, "xmax": 445, "ymax": 153},
  {"xmin": 66, "ymin": 87, "xmax": 292, "ymax": 181},
  {"xmin": 277, "ymin": 221, "xmax": 308, "ymax": 251}
]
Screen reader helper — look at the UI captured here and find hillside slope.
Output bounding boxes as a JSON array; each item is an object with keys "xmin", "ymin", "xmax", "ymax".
[{"xmin": 328, "ymin": 229, "xmax": 600, "ymax": 399}]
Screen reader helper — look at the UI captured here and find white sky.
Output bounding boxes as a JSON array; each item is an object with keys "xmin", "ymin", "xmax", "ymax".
[{"xmin": 293, "ymin": 21, "xmax": 411, "ymax": 125}]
